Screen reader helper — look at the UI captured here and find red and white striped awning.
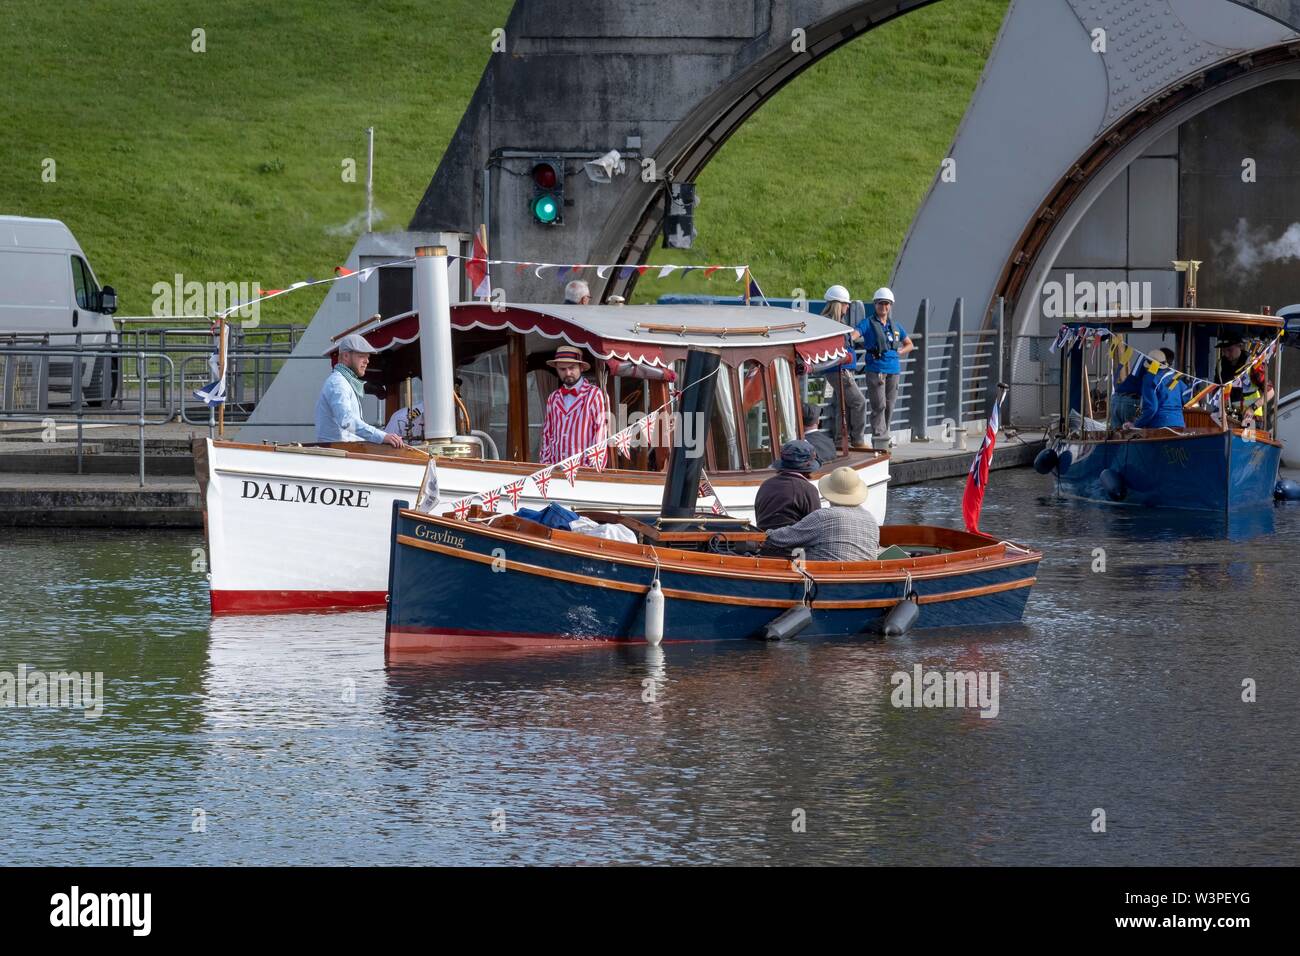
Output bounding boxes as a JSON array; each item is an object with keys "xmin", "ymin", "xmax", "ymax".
[{"xmin": 344, "ymin": 303, "xmax": 849, "ymax": 369}]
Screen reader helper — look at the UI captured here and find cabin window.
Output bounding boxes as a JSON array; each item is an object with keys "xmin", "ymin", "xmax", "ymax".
[
  {"xmin": 526, "ymin": 367, "xmax": 558, "ymax": 460},
  {"xmin": 772, "ymin": 357, "xmax": 799, "ymax": 446},
  {"xmin": 708, "ymin": 362, "xmax": 742, "ymax": 470},
  {"xmin": 739, "ymin": 359, "xmax": 774, "ymax": 468},
  {"xmin": 455, "ymin": 344, "xmax": 510, "ymax": 456},
  {"xmin": 611, "ymin": 371, "xmax": 654, "ymax": 469}
]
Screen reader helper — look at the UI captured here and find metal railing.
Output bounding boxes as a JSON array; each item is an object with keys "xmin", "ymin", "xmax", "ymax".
[
  {"xmin": 1, "ymin": 326, "xmax": 302, "ymax": 418},
  {"xmin": 812, "ymin": 296, "xmax": 1006, "ymax": 445},
  {"xmin": 1008, "ymin": 333, "xmax": 1061, "ymax": 429},
  {"xmin": 0, "ymin": 330, "xmax": 309, "ymax": 487}
]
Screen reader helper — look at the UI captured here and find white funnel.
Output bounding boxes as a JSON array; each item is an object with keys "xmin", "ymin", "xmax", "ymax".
[{"xmin": 415, "ymin": 245, "xmax": 457, "ymax": 442}]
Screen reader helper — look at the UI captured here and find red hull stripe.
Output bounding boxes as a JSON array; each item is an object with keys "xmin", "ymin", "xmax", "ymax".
[
  {"xmin": 386, "ymin": 625, "xmax": 650, "ymax": 652},
  {"xmin": 211, "ymin": 589, "xmax": 388, "ymax": 615}
]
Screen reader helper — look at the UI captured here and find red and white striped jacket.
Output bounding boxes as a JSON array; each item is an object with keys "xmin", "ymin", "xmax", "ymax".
[{"xmin": 540, "ymin": 378, "xmax": 609, "ymax": 467}]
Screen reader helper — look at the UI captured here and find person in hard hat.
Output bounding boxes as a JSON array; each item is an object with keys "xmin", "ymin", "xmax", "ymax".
[
  {"xmin": 1124, "ymin": 348, "xmax": 1186, "ymax": 430},
  {"xmin": 820, "ymin": 284, "xmax": 870, "ymax": 447},
  {"xmin": 315, "ymin": 333, "xmax": 406, "ymax": 447},
  {"xmin": 1216, "ymin": 333, "xmax": 1272, "ymax": 424},
  {"xmin": 564, "ymin": 280, "xmax": 591, "ymax": 305},
  {"xmin": 858, "ymin": 287, "xmax": 914, "ymax": 447},
  {"xmin": 764, "ymin": 466, "xmax": 880, "ymax": 562}
]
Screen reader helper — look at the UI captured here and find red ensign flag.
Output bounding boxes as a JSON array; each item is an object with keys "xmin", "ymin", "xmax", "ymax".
[
  {"xmin": 962, "ymin": 388, "xmax": 1007, "ymax": 534},
  {"xmin": 466, "ymin": 224, "xmax": 490, "ymax": 299}
]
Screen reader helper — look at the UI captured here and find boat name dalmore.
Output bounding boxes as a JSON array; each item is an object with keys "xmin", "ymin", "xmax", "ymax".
[{"xmin": 240, "ymin": 480, "xmax": 371, "ymax": 508}]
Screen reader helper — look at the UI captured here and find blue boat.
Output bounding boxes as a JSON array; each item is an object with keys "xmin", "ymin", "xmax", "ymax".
[
  {"xmin": 383, "ymin": 505, "xmax": 1041, "ymax": 651},
  {"xmin": 1042, "ymin": 310, "xmax": 1284, "ymax": 512},
  {"xmin": 384, "ymin": 347, "xmax": 1040, "ymax": 652}
]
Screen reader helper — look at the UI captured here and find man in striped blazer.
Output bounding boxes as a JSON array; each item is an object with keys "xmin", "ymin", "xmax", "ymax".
[{"xmin": 540, "ymin": 346, "xmax": 609, "ymax": 468}]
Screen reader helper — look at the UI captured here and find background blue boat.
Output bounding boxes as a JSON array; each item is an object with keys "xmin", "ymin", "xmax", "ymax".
[
  {"xmin": 1043, "ymin": 309, "xmax": 1284, "ymax": 512},
  {"xmin": 1056, "ymin": 428, "xmax": 1281, "ymax": 512}
]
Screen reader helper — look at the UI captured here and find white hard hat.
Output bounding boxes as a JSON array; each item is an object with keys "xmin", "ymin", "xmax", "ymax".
[
  {"xmin": 336, "ymin": 333, "xmax": 377, "ymax": 354},
  {"xmin": 564, "ymin": 279, "xmax": 591, "ymax": 303},
  {"xmin": 824, "ymin": 284, "xmax": 851, "ymax": 305},
  {"xmin": 872, "ymin": 287, "xmax": 895, "ymax": 304}
]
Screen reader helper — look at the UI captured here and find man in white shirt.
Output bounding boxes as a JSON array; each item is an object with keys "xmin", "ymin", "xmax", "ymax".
[{"xmin": 314, "ymin": 333, "xmax": 405, "ymax": 447}]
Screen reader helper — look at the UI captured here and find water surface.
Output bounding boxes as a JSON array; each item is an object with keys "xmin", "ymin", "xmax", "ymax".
[{"xmin": 1, "ymin": 468, "xmax": 1297, "ymax": 864}]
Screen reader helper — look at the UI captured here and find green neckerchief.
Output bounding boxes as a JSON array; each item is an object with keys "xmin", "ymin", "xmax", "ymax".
[{"xmin": 335, "ymin": 363, "xmax": 365, "ymax": 399}]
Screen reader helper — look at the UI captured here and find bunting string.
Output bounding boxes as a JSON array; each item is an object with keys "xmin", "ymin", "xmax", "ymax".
[
  {"xmin": 1050, "ymin": 325, "xmax": 1283, "ymax": 397},
  {"xmin": 199, "ymin": 256, "xmax": 754, "ymax": 321},
  {"xmin": 432, "ymin": 363, "xmax": 726, "ymax": 518},
  {"xmin": 447, "ymin": 254, "xmax": 749, "ymax": 285}
]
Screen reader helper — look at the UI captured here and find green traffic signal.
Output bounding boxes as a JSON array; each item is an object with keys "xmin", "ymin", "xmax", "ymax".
[{"xmin": 532, "ymin": 194, "xmax": 559, "ymax": 224}]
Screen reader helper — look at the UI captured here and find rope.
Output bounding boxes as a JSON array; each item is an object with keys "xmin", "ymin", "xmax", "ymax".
[{"xmin": 794, "ymin": 561, "xmax": 817, "ymax": 607}]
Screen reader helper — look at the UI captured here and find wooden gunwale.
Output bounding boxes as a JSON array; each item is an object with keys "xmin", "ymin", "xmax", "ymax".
[
  {"xmin": 1066, "ymin": 427, "xmax": 1281, "ymax": 449},
  {"xmin": 209, "ymin": 439, "xmax": 889, "ymax": 486},
  {"xmin": 397, "ymin": 510, "xmax": 1042, "ymax": 583},
  {"xmin": 396, "ymin": 533, "xmax": 1037, "ymax": 610}
]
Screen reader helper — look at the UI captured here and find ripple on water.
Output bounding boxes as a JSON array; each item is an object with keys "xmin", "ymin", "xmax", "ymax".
[{"xmin": 1, "ymin": 476, "xmax": 1299, "ymax": 864}]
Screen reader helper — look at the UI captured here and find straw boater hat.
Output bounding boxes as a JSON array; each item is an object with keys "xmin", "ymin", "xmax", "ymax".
[
  {"xmin": 818, "ymin": 466, "xmax": 869, "ymax": 506},
  {"xmin": 546, "ymin": 345, "xmax": 591, "ymax": 370}
]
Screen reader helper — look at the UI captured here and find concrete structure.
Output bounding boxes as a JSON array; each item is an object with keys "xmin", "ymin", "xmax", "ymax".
[
  {"xmin": 410, "ymin": 0, "xmax": 1300, "ymax": 426},
  {"xmin": 237, "ymin": 230, "xmax": 466, "ymax": 444},
  {"xmin": 411, "ymin": 0, "xmax": 947, "ymax": 303}
]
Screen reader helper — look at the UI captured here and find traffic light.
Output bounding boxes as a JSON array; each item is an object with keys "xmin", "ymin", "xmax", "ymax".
[
  {"xmin": 662, "ymin": 182, "xmax": 697, "ymax": 249},
  {"xmin": 530, "ymin": 159, "xmax": 564, "ymax": 225}
]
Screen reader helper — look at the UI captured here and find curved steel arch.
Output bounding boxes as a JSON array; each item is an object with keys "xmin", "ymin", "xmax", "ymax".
[
  {"xmin": 595, "ymin": 0, "xmax": 942, "ymax": 301},
  {"xmin": 994, "ymin": 40, "xmax": 1300, "ymax": 347}
]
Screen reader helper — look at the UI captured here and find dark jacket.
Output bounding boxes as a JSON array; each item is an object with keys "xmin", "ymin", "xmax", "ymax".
[
  {"xmin": 803, "ymin": 429, "xmax": 839, "ymax": 466},
  {"xmin": 755, "ymin": 470, "xmax": 821, "ymax": 531}
]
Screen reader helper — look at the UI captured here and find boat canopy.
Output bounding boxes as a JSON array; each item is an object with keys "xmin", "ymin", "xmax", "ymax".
[
  {"xmin": 335, "ymin": 303, "xmax": 851, "ymax": 370},
  {"xmin": 1058, "ymin": 308, "xmax": 1284, "ymax": 332}
]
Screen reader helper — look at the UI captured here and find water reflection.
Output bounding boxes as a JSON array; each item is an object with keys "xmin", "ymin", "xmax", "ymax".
[{"xmin": 1, "ymin": 473, "xmax": 1299, "ymax": 864}]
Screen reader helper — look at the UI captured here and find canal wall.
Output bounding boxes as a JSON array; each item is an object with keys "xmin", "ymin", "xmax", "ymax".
[{"xmin": 0, "ymin": 433, "xmax": 1043, "ymax": 529}]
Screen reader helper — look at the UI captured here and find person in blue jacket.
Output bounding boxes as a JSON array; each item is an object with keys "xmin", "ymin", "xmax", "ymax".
[
  {"xmin": 315, "ymin": 333, "xmax": 406, "ymax": 447},
  {"xmin": 1110, "ymin": 357, "xmax": 1144, "ymax": 428},
  {"xmin": 1125, "ymin": 348, "xmax": 1187, "ymax": 429},
  {"xmin": 856, "ymin": 287, "xmax": 914, "ymax": 446}
]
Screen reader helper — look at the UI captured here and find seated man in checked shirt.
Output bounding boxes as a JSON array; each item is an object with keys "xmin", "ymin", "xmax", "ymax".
[{"xmin": 764, "ymin": 466, "xmax": 880, "ymax": 562}]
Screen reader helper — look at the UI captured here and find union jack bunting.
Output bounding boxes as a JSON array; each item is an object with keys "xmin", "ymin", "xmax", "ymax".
[
  {"xmin": 611, "ymin": 427, "xmax": 633, "ymax": 459},
  {"xmin": 529, "ymin": 468, "xmax": 553, "ymax": 498},
  {"xmin": 503, "ymin": 480, "xmax": 526, "ymax": 508},
  {"xmin": 563, "ymin": 456, "xmax": 583, "ymax": 486},
  {"xmin": 480, "ymin": 487, "xmax": 502, "ymax": 511}
]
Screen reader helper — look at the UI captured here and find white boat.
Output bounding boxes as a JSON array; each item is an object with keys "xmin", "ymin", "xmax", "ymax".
[{"xmin": 197, "ymin": 246, "xmax": 890, "ymax": 614}]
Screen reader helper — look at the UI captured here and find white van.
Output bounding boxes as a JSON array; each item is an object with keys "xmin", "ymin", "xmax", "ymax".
[{"xmin": 0, "ymin": 215, "xmax": 119, "ymax": 403}]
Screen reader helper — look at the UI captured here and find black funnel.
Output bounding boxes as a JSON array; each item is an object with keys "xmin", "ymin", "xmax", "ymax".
[{"xmin": 660, "ymin": 347, "xmax": 722, "ymax": 519}]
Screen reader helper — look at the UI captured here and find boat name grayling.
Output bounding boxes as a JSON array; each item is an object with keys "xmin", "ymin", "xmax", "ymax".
[{"xmin": 414, "ymin": 524, "xmax": 465, "ymax": 548}]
